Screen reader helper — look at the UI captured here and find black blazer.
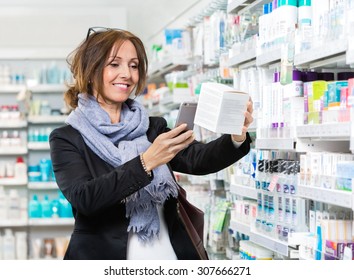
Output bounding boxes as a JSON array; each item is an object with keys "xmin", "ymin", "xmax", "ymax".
[{"xmin": 49, "ymin": 116, "xmax": 251, "ymax": 260}]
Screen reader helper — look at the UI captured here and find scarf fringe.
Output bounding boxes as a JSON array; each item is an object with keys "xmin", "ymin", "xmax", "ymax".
[{"xmin": 127, "ymin": 225, "xmax": 159, "ymax": 242}]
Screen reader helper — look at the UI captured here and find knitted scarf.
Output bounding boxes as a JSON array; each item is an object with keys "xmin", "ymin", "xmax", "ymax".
[{"xmin": 66, "ymin": 93, "xmax": 178, "ymax": 241}]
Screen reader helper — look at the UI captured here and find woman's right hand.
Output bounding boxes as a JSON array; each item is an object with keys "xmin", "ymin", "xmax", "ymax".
[{"xmin": 142, "ymin": 124, "xmax": 195, "ymax": 172}]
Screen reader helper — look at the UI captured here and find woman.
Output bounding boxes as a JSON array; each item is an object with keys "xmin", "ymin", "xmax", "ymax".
[{"xmin": 49, "ymin": 27, "xmax": 253, "ymax": 260}]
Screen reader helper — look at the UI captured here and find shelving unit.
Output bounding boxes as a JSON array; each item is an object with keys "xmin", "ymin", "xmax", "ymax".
[{"xmin": 0, "ymin": 80, "xmax": 72, "ymax": 260}]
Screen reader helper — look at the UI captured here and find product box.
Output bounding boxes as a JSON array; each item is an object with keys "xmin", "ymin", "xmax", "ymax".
[
  {"xmin": 327, "ymin": 81, "xmax": 348, "ymax": 109},
  {"xmin": 324, "ymin": 240, "xmax": 347, "ymax": 260},
  {"xmin": 194, "ymin": 82, "xmax": 249, "ymax": 135},
  {"xmin": 324, "ymin": 240, "xmax": 354, "ymax": 260}
]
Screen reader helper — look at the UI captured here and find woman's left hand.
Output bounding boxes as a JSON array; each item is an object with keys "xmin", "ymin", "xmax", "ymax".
[{"xmin": 231, "ymin": 97, "xmax": 254, "ymax": 142}]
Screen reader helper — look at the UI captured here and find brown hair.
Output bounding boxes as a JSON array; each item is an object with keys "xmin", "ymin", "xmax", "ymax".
[{"xmin": 64, "ymin": 29, "xmax": 148, "ymax": 109}]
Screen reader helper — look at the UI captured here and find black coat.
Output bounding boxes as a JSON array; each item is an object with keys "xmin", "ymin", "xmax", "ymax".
[{"xmin": 49, "ymin": 116, "xmax": 251, "ymax": 260}]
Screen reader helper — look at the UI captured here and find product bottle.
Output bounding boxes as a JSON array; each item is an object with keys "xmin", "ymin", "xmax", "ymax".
[
  {"xmin": 58, "ymin": 191, "xmax": 73, "ymax": 218},
  {"xmin": 39, "ymin": 158, "xmax": 50, "ymax": 182},
  {"xmin": 14, "ymin": 156, "xmax": 27, "ymax": 180},
  {"xmin": 298, "ymin": 0, "xmax": 312, "ymax": 51},
  {"xmin": 2, "ymin": 228, "xmax": 15, "ymax": 260},
  {"xmin": 28, "ymin": 194, "xmax": 41, "ymax": 218},
  {"xmin": 0, "ymin": 185, "xmax": 7, "ymax": 220},
  {"xmin": 41, "ymin": 195, "xmax": 52, "ymax": 218},
  {"xmin": 15, "ymin": 231, "xmax": 27, "ymax": 260},
  {"xmin": 7, "ymin": 189, "xmax": 20, "ymax": 220}
]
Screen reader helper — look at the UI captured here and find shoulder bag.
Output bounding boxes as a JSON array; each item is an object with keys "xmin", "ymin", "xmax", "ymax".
[{"xmin": 177, "ymin": 186, "xmax": 209, "ymax": 260}]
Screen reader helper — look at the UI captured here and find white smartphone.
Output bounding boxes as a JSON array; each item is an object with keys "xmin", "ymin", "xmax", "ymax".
[{"xmin": 174, "ymin": 102, "xmax": 198, "ymax": 131}]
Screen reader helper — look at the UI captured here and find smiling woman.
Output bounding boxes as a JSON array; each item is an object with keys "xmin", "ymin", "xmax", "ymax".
[{"xmin": 49, "ymin": 26, "xmax": 253, "ymax": 260}]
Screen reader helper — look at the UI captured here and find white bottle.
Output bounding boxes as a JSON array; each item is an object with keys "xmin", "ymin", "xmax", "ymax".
[
  {"xmin": 2, "ymin": 228, "xmax": 15, "ymax": 260},
  {"xmin": 14, "ymin": 157, "xmax": 27, "ymax": 180},
  {"xmin": 15, "ymin": 231, "xmax": 27, "ymax": 260},
  {"xmin": 7, "ymin": 189, "xmax": 20, "ymax": 220},
  {"xmin": 0, "ymin": 185, "xmax": 7, "ymax": 220}
]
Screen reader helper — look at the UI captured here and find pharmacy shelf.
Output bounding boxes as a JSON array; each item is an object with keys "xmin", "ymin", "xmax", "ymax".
[
  {"xmin": 256, "ymin": 47, "xmax": 282, "ymax": 67},
  {"xmin": 0, "ymin": 84, "xmax": 65, "ymax": 94},
  {"xmin": 0, "ymin": 146, "xmax": 28, "ymax": 155},
  {"xmin": 296, "ymin": 123, "xmax": 351, "ymax": 140},
  {"xmin": 249, "ymin": 231, "xmax": 289, "ymax": 256},
  {"xmin": 230, "ymin": 183, "xmax": 257, "ymax": 200},
  {"xmin": 0, "ymin": 219, "xmax": 28, "ymax": 227},
  {"xmin": 0, "ymin": 47, "xmax": 71, "ymax": 60},
  {"xmin": 28, "ymin": 182, "xmax": 58, "ymax": 190},
  {"xmin": 28, "ymin": 218, "xmax": 74, "ymax": 226},
  {"xmin": 28, "ymin": 142, "xmax": 50, "ymax": 150},
  {"xmin": 0, "ymin": 120, "xmax": 27, "ymax": 128},
  {"xmin": 297, "ymin": 185, "xmax": 353, "ymax": 210},
  {"xmin": 228, "ymin": 48, "xmax": 256, "ymax": 69},
  {"xmin": 0, "ymin": 84, "xmax": 25, "ymax": 93},
  {"xmin": 230, "ymin": 220, "xmax": 251, "ymax": 236},
  {"xmin": 27, "ymin": 115, "xmax": 67, "ymax": 124},
  {"xmin": 29, "ymin": 84, "xmax": 66, "ymax": 93},
  {"xmin": 0, "ymin": 178, "xmax": 27, "ymax": 186},
  {"xmin": 255, "ymin": 138, "xmax": 295, "ymax": 150},
  {"xmin": 148, "ymin": 57, "xmax": 191, "ymax": 83},
  {"xmin": 347, "ymin": 43, "xmax": 354, "ymax": 65},
  {"xmin": 296, "ymin": 139, "xmax": 350, "ymax": 153},
  {"xmin": 294, "ymin": 39, "xmax": 347, "ymax": 69},
  {"xmin": 229, "ymin": 221, "xmax": 306, "ymax": 257},
  {"xmin": 147, "ymin": 95, "xmax": 180, "ymax": 116},
  {"xmin": 227, "ymin": 0, "xmax": 268, "ymax": 14}
]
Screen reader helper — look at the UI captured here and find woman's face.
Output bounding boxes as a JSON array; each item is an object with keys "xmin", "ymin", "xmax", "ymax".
[{"xmin": 98, "ymin": 40, "xmax": 139, "ymax": 105}]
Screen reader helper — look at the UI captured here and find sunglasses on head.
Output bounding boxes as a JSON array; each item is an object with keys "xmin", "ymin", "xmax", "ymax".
[{"xmin": 85, "ymin": 26, "xmax": 125, "ymax": 41}]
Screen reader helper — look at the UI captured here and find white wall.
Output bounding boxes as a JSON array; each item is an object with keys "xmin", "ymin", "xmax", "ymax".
[
  {"xmin": 0, "ymin": 0, "xmax": 218, "ymax": 60},
  {"xmin": 0, "ymin": 5, "xmax": 127, "ymax": 59}
]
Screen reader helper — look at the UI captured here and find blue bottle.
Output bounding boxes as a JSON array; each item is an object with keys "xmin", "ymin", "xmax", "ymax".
[
  {"xmin": 41, "ymin": 195, "xmax": 52, "ymax": 218},
  {"xmin": 58, "ymin": 191, "xmax": 73, "ymax": 218},
  {"xmin": 29, "ymin": 194, "xmax": 42, "ymax": 218}
]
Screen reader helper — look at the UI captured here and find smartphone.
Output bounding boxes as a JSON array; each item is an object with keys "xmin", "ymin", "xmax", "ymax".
[{"xmin": 174, "ymin": 102, "xmax": 198, "ymax": 131}]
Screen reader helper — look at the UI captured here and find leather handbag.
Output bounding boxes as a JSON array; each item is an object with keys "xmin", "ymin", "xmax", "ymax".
[{"xmin": 177, "ymin": 186, "xmax": 209, "ymax": 260}]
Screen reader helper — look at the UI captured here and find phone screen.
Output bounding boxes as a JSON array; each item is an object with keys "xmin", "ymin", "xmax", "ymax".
[{"xmin": 174, "ymin": 102, "xmax": 198, "ymax": 131}]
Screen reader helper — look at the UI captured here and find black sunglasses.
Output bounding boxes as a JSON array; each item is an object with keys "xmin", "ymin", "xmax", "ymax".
[{"xmin": 86, "ymin": 26, "xmax": 124, "ymax": 41}]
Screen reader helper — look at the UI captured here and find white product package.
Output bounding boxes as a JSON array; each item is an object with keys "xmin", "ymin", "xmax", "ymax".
[{"xmin": 194, "ymin": 82, "xmax": 249, "ymax": 135}]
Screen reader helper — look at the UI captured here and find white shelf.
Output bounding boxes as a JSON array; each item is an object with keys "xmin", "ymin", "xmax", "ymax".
[
  {"xmin": 0, "ymin": 219, "xmax": 28, "ymax": 227},
  {"xmin": 227, "ymin": 0, "xmax": 268, "ymax": 14},
  {"xmin": 249, "ymin": 231, "xmax": 289, "ymax": 256},
  {"xmin": 230, "ymin": 221, "xmax": 307, "ymax": 257},
  {"xmin": 28, "ymin": 142, "xmax": 50, "ymax": 150},
  {"xmin": 298, "ymin": 184, "xmax": 353, "ymax": 209},
  {"xmin": 0, "ymin": 47, "xmax": 71, "ymax": 60},
  {"xmin": 0, "ymin": 119, "xmax": 27, "ymax": 128},
  {"xmin": 28, "ymin": 182, "xmax": 58, "ymax": 190},
  {"xmin": 0, "ymin": 84, "xmax": 66, "ymax": 93},
  {"xmin": 255, "ymin": 138, "xmax": 295, "ymax": 150},
  {"xmin": 230, "ymin": 183, "xmax": 257, "ymax": 200},
  {"xmin": 256, "ymin": 47, "xmax": 282, "ymax": 67},
  {"xmin": 148, "ymin": 57, "xmax": 191, "ymax": 82},
  {"xmin": 0, "ymin": 178, "xmax": 27, "ymax": 186},
  {"xmin": 230, "ymin": 220, "xmax": 251, "ymax": 236},
  {"xmin": 27, "ymin": 115, "xmax": 67, "ymax": 124},
  {"xmin": 28, "ymin": 218, "xmax": 74, "ymax": 226},
  {"xmin": 228, "ymin": 49, "xmax": 256, "ymax": 68},
  {"xmin": 296, "ymin": 123, "xmax": 351, "ymax": 140},
  {"xmin": 0, "ymin": 84, "xmax": 26, "ymax": 93},
  {"xmin": 0, "ymin": 146, "xmax": 27, "ymax": 155},
  {"xmin": 147, "ymin": 95, "xmax": 180, "ymax": 116},
  {"xmin": 29, "ymin": 84, "xmax": 66, "ymax": 93},
  {"xmin": 294, "ymin": 39, "xmax": 347, "ymax": 68}
]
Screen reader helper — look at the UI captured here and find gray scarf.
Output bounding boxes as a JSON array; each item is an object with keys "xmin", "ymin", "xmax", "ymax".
[{"xmin": 66, "ymin": 94, "xmax": 178, "ymax": 241}]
